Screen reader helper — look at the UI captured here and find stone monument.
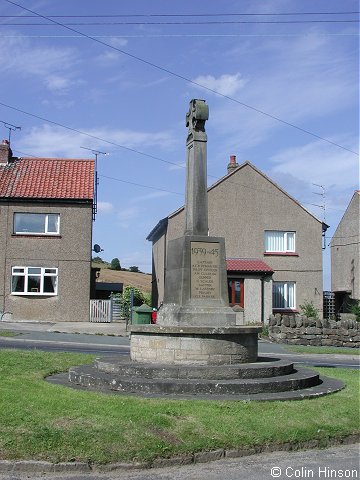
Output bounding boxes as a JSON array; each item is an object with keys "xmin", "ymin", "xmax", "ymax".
[
  {"xmin": 130, "ymin": 99, "xmax": 261, "ymax": 365},
  {"xmin": 157, "ymin": 99, "xmax": 236, "ymax": 327},
  {"xmin": 64, "ymin": 99, "xmax": 344, "ymax": 400}
]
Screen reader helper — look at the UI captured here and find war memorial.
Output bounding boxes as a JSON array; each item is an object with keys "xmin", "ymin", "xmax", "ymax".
[{"xmin": 66, "ymin": 100, "xmax": 343, "ymax": 401}]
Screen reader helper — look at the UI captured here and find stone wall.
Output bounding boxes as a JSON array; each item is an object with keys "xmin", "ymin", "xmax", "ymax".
[{"xmin": 268, "ymin": 313, "xmax": 359, "ymax": 348}]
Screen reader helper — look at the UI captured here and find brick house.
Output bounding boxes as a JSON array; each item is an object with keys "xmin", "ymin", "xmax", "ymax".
[
  {"xmin": 0, "ymin": 140, "xmax": 95, "ymax": 322},
  {"xmin": 331, "ymin": 191, "xmax": 360, "ymax": 313},
  {"xmin": 147, "ymin": 157, "xmax": 327, "ymax": 321}
]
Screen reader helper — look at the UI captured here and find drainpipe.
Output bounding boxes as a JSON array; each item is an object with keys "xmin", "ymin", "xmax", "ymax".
[{"xmin": 261, "ymin": 276, "xmax": 265, "ymax": 324}]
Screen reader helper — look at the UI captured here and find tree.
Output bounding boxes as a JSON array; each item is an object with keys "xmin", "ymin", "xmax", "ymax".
[
  {"xmin": 129, "ymin": 265, "xmax": 139, "ymax": 273},
  {"xmin": 110, "ymin": 258, "xmax": 121, "ymax": 271},
  {"xmin": 92, "ymin": 256, "xmax": 105, "ymax": 263}
]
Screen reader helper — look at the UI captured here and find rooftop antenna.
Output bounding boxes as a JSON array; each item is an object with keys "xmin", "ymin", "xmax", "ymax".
[
  {"xmin": 80, "ymin": 147, "xmax": 109, "ymax": 221},
  {"xmin": 0, "ymin": 121, "xmax": 21, "ymax": 145}
]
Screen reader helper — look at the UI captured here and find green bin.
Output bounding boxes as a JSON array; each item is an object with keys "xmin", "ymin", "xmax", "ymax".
[{"xmin": 131, "ymin": 304, "xmax": 152, "ymax": 324}]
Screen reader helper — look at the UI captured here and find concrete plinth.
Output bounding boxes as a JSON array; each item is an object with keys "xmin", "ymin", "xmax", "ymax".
[{"xmin": 130, "ymin": 325, "xmax": 261, "ymax": 365}]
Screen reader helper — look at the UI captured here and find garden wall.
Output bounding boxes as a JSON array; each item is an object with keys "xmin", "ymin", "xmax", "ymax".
[{"xmin": 268, "ymin": 313, "xmax": 359, "ymax": 348}]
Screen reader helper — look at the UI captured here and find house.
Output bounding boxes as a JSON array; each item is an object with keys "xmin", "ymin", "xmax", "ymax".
[
  {"xmin": 330, "ymin": 191, "xmax": 360, "ymax": 313},
  {"xmin": 0, "ymin": 140, "xmax": 95, "ymax": 322},
  {"xmin": 147, "ymin": 156, "xmax": 327, "ymax": 321}
]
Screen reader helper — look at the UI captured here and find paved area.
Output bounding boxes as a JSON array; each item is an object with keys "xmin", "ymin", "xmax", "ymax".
[
  {"xmin": 0, "ymin": 320, "xmax": 128, "ymax": 336},
  {"xmin": 0, "ymin": 443, "xmax": 358, "ymax": 479}
]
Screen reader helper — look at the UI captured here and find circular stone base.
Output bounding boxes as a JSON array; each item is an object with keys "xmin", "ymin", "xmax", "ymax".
[{"xmin": 129, "ymin": 325, "xmax": 262, "ymax": 365}]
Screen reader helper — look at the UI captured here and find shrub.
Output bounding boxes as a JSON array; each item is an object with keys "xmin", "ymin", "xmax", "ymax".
[
  {"xmin": 299, "ymin": 300, "xmax": 319, "ymax": 319},
  {"xmin": 350, "ymin": 300, "xmax": 360, "ymax": 322},
  {"xmin": 112, "ymin": 286, "xmax": 146, "ymax": 319}
]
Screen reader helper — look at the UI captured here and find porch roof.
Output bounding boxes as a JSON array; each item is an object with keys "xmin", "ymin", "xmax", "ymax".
[{"xmin": 226, "ymin": 258, "xmax": 274, "ymax": 274}]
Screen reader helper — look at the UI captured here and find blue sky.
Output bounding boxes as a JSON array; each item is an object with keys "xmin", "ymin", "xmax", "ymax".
[{"xmin": 0, "ymin": 0, "xmax": 358, "ymax": 289}]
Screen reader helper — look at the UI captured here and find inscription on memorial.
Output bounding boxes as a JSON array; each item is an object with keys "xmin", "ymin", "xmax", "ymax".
[{"xmin": 190, "ymin": 241, "xmax": 220, "ymax": 299}]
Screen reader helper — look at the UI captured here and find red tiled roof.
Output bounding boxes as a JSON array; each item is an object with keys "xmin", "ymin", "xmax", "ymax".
[
  {"xmin": 0, "ymin": 157, "xmax": 94, "ymax": 200},
  {"xmin": 226, "ymin": 258, "xmax": 274, "ymax": 273}
]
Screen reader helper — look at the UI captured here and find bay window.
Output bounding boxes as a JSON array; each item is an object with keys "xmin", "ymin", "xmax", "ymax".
[
  {"xmin": 273, "ymin": 282, "xmax": 296, "ymax": 309},
  {"xmin": 265, "ymin": 231, "xmax": 295, "ymax": 253},
  {"xmin": 11, "ymin": 267, "xmax": 58, "ymax": 295}
]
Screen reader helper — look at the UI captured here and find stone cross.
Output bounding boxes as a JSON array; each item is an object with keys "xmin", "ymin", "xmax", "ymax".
[{"xmin": 184, "ymin": 99, "xmax": 209, "ymax": 237}]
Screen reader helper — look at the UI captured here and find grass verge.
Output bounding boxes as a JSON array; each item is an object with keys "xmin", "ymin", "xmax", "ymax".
[
  {"xmin": 0, "ymin": 349, "xmax": 358, "ymax": 465},
  {"xmin": 0, "ymin": 331, "xmax": 19, "ymax": 337},
  {"xmin": 285, "ymin": 345, "xmax": 359, "ymax": 355}
]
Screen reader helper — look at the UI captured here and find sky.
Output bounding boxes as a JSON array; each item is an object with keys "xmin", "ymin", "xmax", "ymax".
[{"xmin": 0, "ymin": 0, "xmax": 358, "ymax": 289}]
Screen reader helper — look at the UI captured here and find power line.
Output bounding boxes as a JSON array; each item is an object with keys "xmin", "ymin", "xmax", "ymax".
[
  {"xmin": 1, "ymin": 12, "xmax": 358, "ymax": 17},
  {"xmin": 1, "ymin": 33, "xmax": 359, "ymax": 38},
  {"xmin": 0, "ymin": 102, "xmax": 353, "ymax": 219},
  {"xmin": 2, "ymin": 20, "xmax": 358, "ymax": 25},
  {"xmin": 330, "ymin": 241, "xmax": 360, "ymax": 247},
  {"xmin": 0, "ymin": 101, "xmax": 183, "ymax": 169},
  {"xmin": 99, "ymin": 174, "xmax": 182, "ymax": 196},
  {"xmin": 4, "ymin": 0, "xmax": 358, "ymax": 157}
]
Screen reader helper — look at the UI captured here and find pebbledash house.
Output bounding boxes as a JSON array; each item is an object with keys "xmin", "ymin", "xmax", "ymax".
[
  {"xmin": 147, "ymin": 156, "xmax": 328, "ymax": 323},
  {"xmin": 0, "ymin": 140, "xmax": 95, "ymax": 322}
]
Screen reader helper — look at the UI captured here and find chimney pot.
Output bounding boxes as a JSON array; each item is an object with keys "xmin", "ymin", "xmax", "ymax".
[{"xmin": 227, "ymin": 154, "xmax": 239, "ymax": 174}]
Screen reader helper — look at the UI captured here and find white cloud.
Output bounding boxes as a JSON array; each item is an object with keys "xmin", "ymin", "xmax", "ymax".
[
  {"xmin": 133, "ymin": 191, "xmax": 171, "ymax": 203},
  {"xmin": 97, "ymin": 201, "xmax": 114, "ymax": 214},
  {"xmin": 192, "ymin": 73, "xmax": 247, "ymax": 96},
  {"xmin": 269, "ymin": 139, "xmax": 358, "ymax": 191},
  {"xmin": 95, "ymin": 50, "xmax": 123, "ymax": 66},
  {"xmin": 116, "ymin": 207, "xmax": 140, "ymax": 229},
  {"xmin": 16, "ymin": 124, "xmax": 176, "ymax": 158},
  {"xmin": 107, "ymin": 37, "xmax": 128, "ymax": 48},
  {"xmin": 0, "ymin": 33, "xmax": 80, "ymax": 93},
  {"xmin": 204, "ymin": 31, "xmax": 357, "ymax": 158}
]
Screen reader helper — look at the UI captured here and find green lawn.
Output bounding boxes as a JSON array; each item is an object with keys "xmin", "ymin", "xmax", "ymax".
[{"xmin": 0, "ymin": 349, "xmax": 358, "ymax": 465}]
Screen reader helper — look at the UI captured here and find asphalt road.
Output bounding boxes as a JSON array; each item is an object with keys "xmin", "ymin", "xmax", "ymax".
[
  {"xmin": 0, "ymin": 330, "xmax": 358, "ymax": 369},
  {"xmin": 0, "ymin": 444, "xmax": 358, "ymax": 480}
]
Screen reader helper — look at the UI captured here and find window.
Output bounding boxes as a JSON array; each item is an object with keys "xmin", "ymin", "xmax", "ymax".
[
  {"xmin": 228, "ymin": 278, "xmax": 244, "ymax": 307},
  {"xmin": 265, "ymin": 231, "xmax": 295, "ymax": 253},
  {"xmin": 14, "ymin": 213, "xmax": 60, "ymax": 235},
  {"xmin": 272, "ymin": 282, "xmax": 295, "ymax": 309},
  {"xmin": 11, "ymin": 267, "xmax": 58, "ymax": 295}
]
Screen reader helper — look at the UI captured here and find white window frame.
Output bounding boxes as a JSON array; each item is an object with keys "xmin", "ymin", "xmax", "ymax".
[
  {"xmin": 272, "ymin": 281, "xmax": 296, "ymax": 310},
  {"xmin": 11, "ymin": 267, "xmax": 58, "ymax": 296},
  {"xmin": 264, "ymin": 231, "xmax": 296, "ymax": 253},
  {"xmin": 13, "ymin": 213, "xmax": 60, "ymax": 235}
]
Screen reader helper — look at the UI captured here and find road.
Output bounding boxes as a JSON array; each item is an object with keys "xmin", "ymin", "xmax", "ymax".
[
  {"xmin": 0, "ymin": 444, "xmax": 358, "ymax": 480},
  {"xmin": 0, "ymin": 330, "xmax": 358, "ymax": 369}
]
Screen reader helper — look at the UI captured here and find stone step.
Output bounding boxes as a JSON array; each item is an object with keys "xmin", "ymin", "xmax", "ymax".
[
  {"xmin": 94, "ymin": 356, "xmax": 294, "ymax": 380},
  {"xmin": 69, "ymin": 364, "xmax": 320, "ymax": 396}
]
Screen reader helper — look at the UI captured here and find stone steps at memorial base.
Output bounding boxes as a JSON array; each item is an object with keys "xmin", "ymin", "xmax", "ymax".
[
  {"xmin": 68, "ymin": 364, "xmax": 320, "ymax": 396},
  {"xmin": 94, "ymin": 356, "xmax": 294, "ymax": 380}
]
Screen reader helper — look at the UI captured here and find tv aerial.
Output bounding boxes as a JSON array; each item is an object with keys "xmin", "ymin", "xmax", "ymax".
[
  {"xmin": 81, "ymin": 147, "xmax": 109, "ymax": 221},
  {"xmin": 0, "ymin": 121, "xmax": 21, "ymax": 144}
]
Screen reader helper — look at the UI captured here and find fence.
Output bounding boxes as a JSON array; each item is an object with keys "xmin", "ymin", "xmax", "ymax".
[{"xmin": 90, "ymin": 299, "xmax": 112, "ymax": 323}]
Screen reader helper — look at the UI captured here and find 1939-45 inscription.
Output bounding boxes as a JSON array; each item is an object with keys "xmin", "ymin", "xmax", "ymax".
[{"xmin": 190, "ymin": 241, "xmax": 220, "ymax": 299}]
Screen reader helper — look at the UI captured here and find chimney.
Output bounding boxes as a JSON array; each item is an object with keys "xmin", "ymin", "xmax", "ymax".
[
  {"xmin": 227, "ymin": 154, "xmax": 239, "ymax": 174},
  {"xmin": 0, "ymin": 140, "xmax": 12, "ymax": 165}
]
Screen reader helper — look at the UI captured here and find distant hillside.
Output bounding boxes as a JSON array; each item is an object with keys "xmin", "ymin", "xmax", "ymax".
[{"xmin": 93, "ymin": 264, "xmax": 152, "ymax": 293}]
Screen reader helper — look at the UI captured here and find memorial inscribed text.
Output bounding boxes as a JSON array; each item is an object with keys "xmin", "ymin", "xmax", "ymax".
[{"xmin": 190, "ymin": 241, "xmax": 220, "ymax": 299}]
